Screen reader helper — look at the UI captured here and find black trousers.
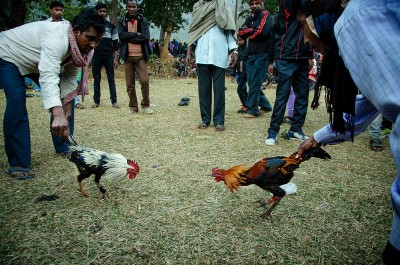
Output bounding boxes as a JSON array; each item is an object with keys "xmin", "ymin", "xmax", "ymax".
[{"xmin": 197, "ymin": 64, "xmax": 225, "ymax": 126}]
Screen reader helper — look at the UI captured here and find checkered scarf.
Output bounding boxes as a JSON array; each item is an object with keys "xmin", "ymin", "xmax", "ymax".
[{"xmin": 62, "ymin": 26, "xmax": 94, "ymax": 105}]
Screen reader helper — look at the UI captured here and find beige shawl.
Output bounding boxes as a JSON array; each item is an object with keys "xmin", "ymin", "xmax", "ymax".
[{"xmin": 188, "ymin": 0, "xmax": 236, "ymax": 46}]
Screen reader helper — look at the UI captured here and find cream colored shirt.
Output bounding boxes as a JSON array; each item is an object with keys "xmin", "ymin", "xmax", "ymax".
[{"xmin": 0, "ymin": 20, "xmax": 79, "ymax": 109}]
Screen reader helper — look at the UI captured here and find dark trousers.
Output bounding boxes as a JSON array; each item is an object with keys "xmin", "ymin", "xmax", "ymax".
[
  {"xmin": 0, "ymin": 59, "xmax": 31, "ymax": 167},
  {"xmin": 246, "ymin": 52, "xmax": 272, "ymax": 116},
  {"xmin": 91, "ymin": 56, "xmax": 117, "ymax": 105},
  {"xmin": 237, "ymin": 75, "xmax": 248, "ymax": 106},
  {"xmin": 268, "ymin": 59, "xmax": 310, "ymax": 136},
  {"xmin": 124, "ymin": 56, "xmax": 150, "ymax": 111},
  {"xmin": 197, "ymin": 64, "xmax": 225, "ymax": 126},
  {"xmin": 50, "ymin": 98, "xmax": 75, "ymax": 154}
]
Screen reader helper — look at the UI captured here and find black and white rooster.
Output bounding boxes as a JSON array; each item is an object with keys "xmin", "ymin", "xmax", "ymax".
[{"xmin": 67, "ymin": 134, "xmax": 140, "ymax": 199}]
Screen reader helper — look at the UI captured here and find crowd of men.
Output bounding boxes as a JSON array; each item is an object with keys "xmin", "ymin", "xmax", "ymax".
[{"xmin": 0, "ymin": 0, "xmax": 399, "ymax": 264}]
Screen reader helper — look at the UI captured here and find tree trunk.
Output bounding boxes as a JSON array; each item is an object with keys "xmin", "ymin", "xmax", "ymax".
[
  {"xmin": 108, "ymin": 0, "xmax": 120, "ymax": 26},
  {"xmin": 160, "ymin": 21, "xmax": 174, "ymax": 62},
  {"xmin": 0, "ymin": 0, "xmax": 26, "ymax": 30}
]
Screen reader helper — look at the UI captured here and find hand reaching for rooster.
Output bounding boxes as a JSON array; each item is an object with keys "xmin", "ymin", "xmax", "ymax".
[
  {"xmin": 296, "ymin": 135, "xmax": 321, "ymax": 161},
  {"xmin": 50, "ymin": 106, "xmax": 70, "ymax": 140}
]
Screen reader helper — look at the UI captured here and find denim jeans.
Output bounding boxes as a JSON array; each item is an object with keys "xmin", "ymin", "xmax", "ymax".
[
  {"xmin": 0, "ymin": 58, "xmax": 32, "ymax": 167},
  {"xmin": 50, "ymin": 98, "xmax": 75, "ymax": 154},
  {"xmin": 91, "ymin": 56, "xmax": 117, "ymax": 105},
  {"xmin": 246, "ymin": 53, "xmax": 271, "ymax": 116},
  {"xmin": 268, "ymin": 59, "xmax": 309, "ymax": 136},
  {"xmin": 236, "ymin": 75, "xmax": 248, "ymax": 106}
]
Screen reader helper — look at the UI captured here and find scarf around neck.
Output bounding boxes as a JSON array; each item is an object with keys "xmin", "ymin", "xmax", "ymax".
[
  {"xmin": 63, "ymin": 26, "xmax": 94, "ymax": 105},
  {"xmin": 303, "ymin": 0, "xmax": 358, "ymax": 140},
  {"xmin": 188, "ymin": 0, "xmax": 237, "ymax": 46}
]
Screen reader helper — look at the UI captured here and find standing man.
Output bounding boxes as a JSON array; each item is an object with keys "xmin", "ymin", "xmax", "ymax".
[
  {"xmin": 47, "ymin": 0, "xmax": 65, "ymax": 22},
  {"xmin": 264, "ymin": 0, "xmax": 313, "ymax": 145},
  {"xmin": 185, "ymin": 0, "xmax": 238, "ymax": 132},
  {"xmin": 238, "ymin": 0, "xmax": 274, "ymax": 118},
  {"xmin": 91, "ymin": 2, "xmax": 120, "ymax": 109},
  {"xmin": 0, "ymin": 10, "xmax": 104, "ymax": 179},
  {"xmin": 118, "ymin": 0, "xmax": 153, "ymax": 114},
  {"xmin": 295, "ymin": 0, "xmax": 400, "ymax": 263}
]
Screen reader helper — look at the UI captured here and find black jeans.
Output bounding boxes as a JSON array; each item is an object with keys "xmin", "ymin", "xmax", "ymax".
[
  {"xmin": 268, "ymin": 59, "xmax": 310, "ymax": 136},
  {"xmin": 91, "ymin": 56, "xmax": 117, "ymax": 104}
]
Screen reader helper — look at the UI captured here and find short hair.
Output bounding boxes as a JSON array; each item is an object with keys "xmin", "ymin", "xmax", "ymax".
[
  {"xmin": 50, "ymin": 1, "xmax": 64, "ymax": 9},
  {"xmin": 71, "ymin": 9, "xmax": 105, "ymax": 35},
  {"xmin": 95, "ymin": 2, "xmax": 107, "ymax": 10}
]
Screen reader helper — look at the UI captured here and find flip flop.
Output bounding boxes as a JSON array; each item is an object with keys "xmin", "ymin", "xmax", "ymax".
[
  {"xmin": 7, "ymin": 167, "xmax": 35, "ymax": 180},
  {"xmin": 370, "ymin": 139, "xmax": 384, "ymax": 152}
]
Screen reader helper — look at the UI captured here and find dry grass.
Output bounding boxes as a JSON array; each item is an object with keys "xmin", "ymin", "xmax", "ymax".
[{"xmin": 0, "ymin": 71, "xmax": 396, "ymax": 264}]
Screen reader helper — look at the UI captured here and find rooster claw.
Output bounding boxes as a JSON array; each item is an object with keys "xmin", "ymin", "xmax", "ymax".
[
  {"xmin": 254, "ymin": 199, "xmax": 267, "ymax": 207},
  {"xmin": 101, "ymin": 193, "xmax": 112, "ymax": 200}
]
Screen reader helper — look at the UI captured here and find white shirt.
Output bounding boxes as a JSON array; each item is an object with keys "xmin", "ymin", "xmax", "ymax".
[
  {"xmin": 0, "ymin": 20, "xmax": 79, "ymax": 109},
  {"xmin": 194, "ymin": 25, "xmax": 237, "ymax": 69}
]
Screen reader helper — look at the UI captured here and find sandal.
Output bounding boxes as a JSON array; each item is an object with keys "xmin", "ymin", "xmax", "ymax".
[
  {"xmin": 7, "ymin": 167, "xmax": 35, "ymax": 180},
  {"xmin": 75, "ymin": 103, "xmax": 85, "ymax": 109},
  {"xmin": 370, "ymin": 139, "xmax": 384, "ymax": 152},
  {"xmin": 91, "ymin": 104, "xmax": 99, "ymax": 108},
  {"xmin": 198, "ymin": 122, "xmax": 208, "ymax": 129},
  {"xmin": 215, "ymin": 124, "xmax": 225, "ymax": 132}
]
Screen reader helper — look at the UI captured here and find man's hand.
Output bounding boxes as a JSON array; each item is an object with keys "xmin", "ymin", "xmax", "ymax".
[
  {"xmin": 185, "ymin": 45, "xmax": 194, "ymax": 65},
  {"xmin": 230, "ymin": 52, "xmax": 238, "ymax": 66},
  {"xmin": 50, "ymin": 106, "xmax": 70, "ymax": 140},
  {"xmin": 113, "ymin": 58, "xmax": 118, "ymax": 69},
  {"xmin": 268, "ymin": 64, "xmax": 274, "ymax": 75},
  {"xmin": 309, "ymin": 59, "xmax": 314, "ymax": 70},
  {"xmin": 296, "ymin": 135, "xmax": 320, "ymax": 160}
]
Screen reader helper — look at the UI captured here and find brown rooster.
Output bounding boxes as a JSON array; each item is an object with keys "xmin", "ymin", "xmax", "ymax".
[
  {"xmin": 67, "ymin": 134, "xmax": 140, "ymax": 199},
  {"xmin": 211, "ymin": 147, "xmax": 331, "ymax": 218}
]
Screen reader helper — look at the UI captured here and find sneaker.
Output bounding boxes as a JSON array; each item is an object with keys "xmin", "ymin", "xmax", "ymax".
[
  {"xmin": 237, "ymin": 106, "xmax": 247, "ymax": 113},
  {"xmin": 143, "ymin": 107, "xmax": 154, "ymax": 114},
  {"xmin": 112, "ymin": 103, "xmax": 120, "ymax": 108},
  {"xmin": 243, "ymin": 113, "xmax": 257, "ymax": 118},
  {"xmin": 265, "ymin": 134, "xmax": 277, "ymax": 146},
  {"xmin": 288, "ymin": 130, "xmax": 309, "ymax": 141}
]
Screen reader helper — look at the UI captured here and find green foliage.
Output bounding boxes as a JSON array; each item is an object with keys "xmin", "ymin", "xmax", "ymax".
[
  {"xmin": 149, "ymin": 53, "xmax": 159, "ymax": 61},
  {"xmin": 25, "ymin": 0, "xmax": 100, "ymax": 22},
  {"xmin": 139, "ymin": 0, "xmax": 193, "ymax": 33},
  {"xmin": 238, "ymin": 0, "xmax": 279, "ymax": 19}
]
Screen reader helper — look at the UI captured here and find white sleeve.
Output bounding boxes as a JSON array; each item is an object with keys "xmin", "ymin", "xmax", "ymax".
[{"xmin": 38, "ymin": 23, "xmax": 70, "ymax": 109}]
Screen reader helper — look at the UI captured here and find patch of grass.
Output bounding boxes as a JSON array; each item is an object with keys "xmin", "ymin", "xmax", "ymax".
[{"xmin": 0, "ymin": 74, "xmax": 395, "ymax": 264}]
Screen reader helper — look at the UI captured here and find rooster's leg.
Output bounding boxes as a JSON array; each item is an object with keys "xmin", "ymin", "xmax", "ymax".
[
  {"xmin": 96, "ymin": 182, "xmax": 110, "ymax": 200},
  {"xmin": 255, "ymin": 196, "xmax": 276, "ymax": 207},
  {"xmin": 260, "ymin": 197, "xmax": 281, "ymax": 219},
  {"xmin": 77, "ymin": 173, "xmax": 90, "ymax": 198},
  {"xmin": 94, "ymin": 175, "xmax": 110, "ymax": 200},
  {"xmin": 79, "ymin": 181, "xmax": 89, "ymax": 198}
]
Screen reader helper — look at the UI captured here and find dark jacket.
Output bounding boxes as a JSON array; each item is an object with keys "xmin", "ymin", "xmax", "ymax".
[
  {"xmin": 238, "ymin": 9, "xmax": 274, "ymax": 55},
  {"xmin": 117, "ymin": 13, "xmax": 151, "ymax": 62},
  {"xmin": 93, "ymin": 20, "xmax": 119, "ymax": 58},
  {"xmin": 234, "ymin": 43, "xmax": 248, "ymax": 78},
  {"xmin": 269, "ymin": 0, "xmax": 312, "ymax": 63}
]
